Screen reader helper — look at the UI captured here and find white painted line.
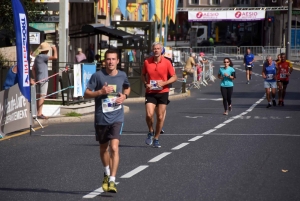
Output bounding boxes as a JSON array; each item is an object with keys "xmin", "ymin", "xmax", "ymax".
[
  {"xmin": 232, "ymin": 115, "xmax": 242, "ymax": 119},
  {"xmin": 120, "ymin": 165, "xmax": 149, "ymax": 178},
  {"xmin": 203, "ymin": 129, "xmax": 216, "ymax": 135},
  {"xmin": 148, "ymin": 152, "xmax": 172, "ymax": 163},
  {"xmin": 188, "ymin": 136, "xmax": 203, "ymax": 141},
  {"xmin": 240, "ymin": 112, "xmax": 248, "ymax": 116},
  {"xmin": 223, "ymin": 119, "xmax": 234, "ymax": 124},
  {"xmin": 171, "ymin": 143, "xmax": 189, "ymax": 150},
  {"xmin": 214, "ymin": 124, "xmax": 226, "ymax": 129},
  {"xmin": 83, "ymin": 182, "xmax": 120, "ymax": 198}
]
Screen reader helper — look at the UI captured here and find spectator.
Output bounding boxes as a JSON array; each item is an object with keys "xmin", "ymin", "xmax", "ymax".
[
  {"xmin": 75, "ymin": 47, "xmax": 87, "ymax": 63},
  {"xmin": 3, "ymin": 64, "xmax": 18, "ymax": 90}
]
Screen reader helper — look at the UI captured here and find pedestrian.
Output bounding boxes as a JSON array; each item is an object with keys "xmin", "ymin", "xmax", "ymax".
[
  {"xmin": 276, "ymin": 53, "xmax": 293, "ymax": 106},
  {"xmin": 275, "ymin": 54, "xmax": 281, "ymax": 62},
  {"xmin": 142, "ymin": 42, "xmax": 177, "ymax": 148},
  {"xmin": 75, "ymin": 47, "xmax": 87, "ymax": 63},
  {"xmin": 218, "ymin": 57, "xmax": 236, "ymax": 115},
  {"xmin": 243, "ymin": 48, "xmax": 255, "ymax": 84},
  {"xmin": 262, "ymin": 56, "xmax": 277, "ymax": 108},
  {"xmin": 3, "ymin": 64, "xmax": 18, "ymax": 90},
  {"xmin": 84, "ymin": 49, "xmax": 130, "ymax": 193},
  {"xmin": 184, "ymin": 53, "xmax": 196, "ymax": 80},
  {"xmin": 32, "ymin": 42, "xmax": 57, "ymax": 119}
]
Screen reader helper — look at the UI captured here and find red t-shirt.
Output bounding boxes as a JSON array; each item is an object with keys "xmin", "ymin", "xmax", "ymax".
[
  {"xmin": 142, "ymin": 56, "xmax": 175, "ymax": 93},
  {"xmin": 276, "ymin": 60, "xmax": 292, "ymax": 81}
]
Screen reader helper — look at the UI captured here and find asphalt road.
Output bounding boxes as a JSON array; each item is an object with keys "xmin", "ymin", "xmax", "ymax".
[{"xmin": 1, "ymin": 58, "xmax": 300, "ymax": 201}]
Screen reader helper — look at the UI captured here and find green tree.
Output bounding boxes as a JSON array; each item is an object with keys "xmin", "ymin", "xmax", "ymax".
[{"xmin": 0, "ymin": 0, "xmax": 47, "ymax": 41}]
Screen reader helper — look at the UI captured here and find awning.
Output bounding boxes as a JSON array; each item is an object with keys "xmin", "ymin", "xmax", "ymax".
[{"xmin": 69, "ymin": 23, "xmax": 143, "ymax": 48}]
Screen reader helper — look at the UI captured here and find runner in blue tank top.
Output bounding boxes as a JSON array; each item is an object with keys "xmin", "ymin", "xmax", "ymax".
[
  {"xmin": 243, "ymin": 48, "xmax": 255, "ymax": 84},
  {"xmin": 262, "ymin": 55, "xmax": 277, "ymax": 108}
]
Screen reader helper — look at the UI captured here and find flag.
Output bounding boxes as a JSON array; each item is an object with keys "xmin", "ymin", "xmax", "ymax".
[
  {"xmin": 99, "ymin": 0, "xmax": 108, "ymax": 15},
  {"xmin": 149, "ymin": 0, "xmax": 156, "ymax": 20},
  {"xmin": 155, "ymin": 0, "xmax": 161, "ymax": 21},
  {"xmin": 11, "ymin": 0, "xmax": 31, "ymax": 101},
  {"xmin": 163, "ymin": 0, "xmax": 178, "ymax": 23}
]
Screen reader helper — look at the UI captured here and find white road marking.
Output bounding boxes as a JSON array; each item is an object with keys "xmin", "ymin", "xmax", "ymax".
[
  {"xmin": 120, "ymin": 165, "xmax": 149, "ymax": 178},
  {"xmin": 188, "ymin": 136, "xmax": 203, "ymax": 141},
  {"xmin": 240, "ymin": 112, "xmax": 248, "ymax": 116},
  {"xmin": 148, "ymin": 152, "xmax": 172, "ymax": 162},
  {"xmin": 203, "ymin": 129, "xmax": 216, "ymax": 135},
  {"xmin": 171, "ymin": 143, "xmax": 189, "ymax": 150},
  {"xmin": 185, "ymin": 116, "xmax": 203, "ymax": 118},
  {"xmin": 214, "ymin": 124, "xmax": 226, "ymax": 129},
  {"xmin": 223, "ymin": 119, "xmax": 234, "ymax": 124},
  {"xmin": 83, "ymin": 182, "xmax": 120, "ymax": 198}
]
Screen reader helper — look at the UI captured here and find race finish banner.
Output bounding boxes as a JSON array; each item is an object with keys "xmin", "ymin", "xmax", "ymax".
[
  {"xmin": 81, "ymin": 64, "xmax": 96, "ymax": 95},
  {"xmin": 0, "ymin": 84, "xmax": 31, "ymax": 138},
  {"xmin": 188, "ymin": 10, "xmax": 266, "ymax": 21},
  {"xmin": 11, "ymin": 0, "xmax": 31, "ymax": 101}
]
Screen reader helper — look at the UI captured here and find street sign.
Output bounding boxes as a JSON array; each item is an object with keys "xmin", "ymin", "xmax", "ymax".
[{"xmin": 29, "ymin": 32, "xmax": 40, "ymax": 44}]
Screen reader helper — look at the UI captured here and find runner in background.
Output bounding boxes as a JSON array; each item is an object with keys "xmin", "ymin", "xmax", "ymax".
[
  {"xmin": 262, "ymin": 56, "xmax": 277, "ymax": 108},
  {"xmin": 243, "ymin": 48, "xmax": 255, "ymax": 84},
  {"xmin": 276, "ymin": 53, "xmax": 293, "ymax": 106}
]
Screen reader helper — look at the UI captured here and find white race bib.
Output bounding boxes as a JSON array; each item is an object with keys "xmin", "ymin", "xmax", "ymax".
[
  {"xmin": 102, "ymin": 97, "xmax": 122, "ymax": 113},
  {"xmin": 247, "ymin": 65, "xmax": 252, "ymax": 68},
  {"xmin": 266, "ymin": 74, "xmax": 274, "ymax": 80},
  {"xmin": 150, "ymin": 80, "xmax": 163, "ymax": 90},
  {"xmin": 280, "ymin": 73, "xmax": 287, "ymax": 78}
]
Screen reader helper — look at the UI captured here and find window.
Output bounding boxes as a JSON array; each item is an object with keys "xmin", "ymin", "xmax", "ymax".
[
  {"xmin": 211, "ymin": 0, "xmax": 220, "ymax": 5},
  {"xmin": 190, "ymin": 0, "xmax": 199, "ymax": 5}
]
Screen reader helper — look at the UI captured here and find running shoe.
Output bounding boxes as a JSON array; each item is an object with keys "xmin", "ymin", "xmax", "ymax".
[
  {"xmin": 266, "ymin": 103, "xmax": 272, "ymax": 108},
  {"xmin": 145, "ymin": 131, "xmax": 154, "ymax": 145},
  {"xmin": 223, "ymin": 111, "xmax": 228, "ymax": 115},
  {"xmin": 108, "ymin": 181, "xmax": 117, "ymax": 193},
  {"xmin": 272, "ymin": 100, "xmax": 276, "ymax": 106},
  {"xmin": 160, "ymin": 129, "xmax": 165, "ymax": 134},
  {"xmin": 278, "ymin": 101, "xmax": 282, "ymax": 106},
  {"xmin": 281, "ymin": 101, "xmax": 284, "ymax": 106},
  {"xmin": 153, "ymin": 139, "xmax": 161, "ymax": 148},
  {"xmin": 228, "ymin": 105, "xmax": 232, "ymax": 112},
  {"xmin": 247, "ymin": 81, "xmax": 250, "ymax": 84},
  {"xmin": 102, "ymin": 173, "xmax": 109, "ymax": 192}
]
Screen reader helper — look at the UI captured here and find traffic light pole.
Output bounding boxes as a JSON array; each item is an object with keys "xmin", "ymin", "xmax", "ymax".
[{"xmin": 286, "ymin": 0, "xmax": 292, "ymax": 60}]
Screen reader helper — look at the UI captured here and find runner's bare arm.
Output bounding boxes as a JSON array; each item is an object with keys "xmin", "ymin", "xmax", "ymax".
[{"xmin": 84, "ymin": 84, "xmax": 114, "ymax": 98}]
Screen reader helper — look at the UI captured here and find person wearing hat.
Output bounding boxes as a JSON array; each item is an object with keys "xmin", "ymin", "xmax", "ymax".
[
  {"xmin": 75, "ymin": 47, "xmax": 87, "ymax": 63},
  {"xmin": 32, "ymin": 42, "xmax": 57, "ymax": 119}
]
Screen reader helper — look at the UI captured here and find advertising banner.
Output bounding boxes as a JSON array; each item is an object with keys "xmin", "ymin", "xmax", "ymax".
[
  {"xmin": 73, "ymin": 64, "xmax": 83, "ymax": 97},
  {"xmin": 227, "ymin": 10, "xmax": 266, "ymax": 21},
  {"xmin": 188, "ymin": 11, "xmax": 227, "ymax": 21},
  {"xmin": 0, "ymin": 84, "xmax": 31, "ymax": 138},
  {"xmin": 81, "ymin": 64, "xmax": 96, "ymax": 95},
  {"xmin": 11, "ymin": 0, "xmax": 31, "ymax": 101},
  {"xmin": 188, "ymin": 10, "xmax": 266, "ymax": 21}
]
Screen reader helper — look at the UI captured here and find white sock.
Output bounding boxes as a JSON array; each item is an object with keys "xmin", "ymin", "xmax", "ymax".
[
  {"xmin": 109, "ymin": 176, "xmax": 116, "ymax": 182},
  {"xmin": 104, "ymin": 166, "xmax": 110, "ymax": 176}
]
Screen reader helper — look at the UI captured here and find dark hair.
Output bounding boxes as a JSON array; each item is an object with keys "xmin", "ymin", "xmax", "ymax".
[
  {"xmin": 104, "ymin": 49, "xmax": 119, "ymax": 59},
  {"xmin": 224, "ymin": 57, "xmax": 233, "ymax": 67},
  {"xmin": 280, "ymin": 53, "xmax": 286, "ymax": 57}
]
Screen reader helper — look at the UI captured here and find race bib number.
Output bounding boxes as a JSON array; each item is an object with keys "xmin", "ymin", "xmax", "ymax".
[
  {"xmin": 247, "ymin": 65, "xmax": 252, "ymax": 68},
  {"xmin": 102, "ymin": 97, "xmax": 121, "ymax": 113},
  {"xmin": 150, "ymin": 80, "xmax": 163, "ymax": 90},
  {"xmin": 266, "ymin": 74, "xmax": 274, "ymax": 80},
  {"xmin": 280, "ymin": 73, "xmax": 287, "ymax": 79}
]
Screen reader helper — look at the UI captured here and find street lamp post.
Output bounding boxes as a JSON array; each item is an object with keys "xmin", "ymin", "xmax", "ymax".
[{"xmin": 286, "ymin": 0, "xmax": 293, "ymax": 60}]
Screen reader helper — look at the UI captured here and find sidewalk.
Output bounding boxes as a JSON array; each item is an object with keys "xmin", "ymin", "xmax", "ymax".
[{"xmin": 33, "ymin": 92, "xmax": 190, "ymax": 126}]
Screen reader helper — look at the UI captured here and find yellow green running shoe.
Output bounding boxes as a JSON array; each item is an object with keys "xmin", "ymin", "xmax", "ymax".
[
  {"xmin": 102, "ymin": 174, "xmax": 109, "ymax": 192},
  {"xmin": 108, "ymin": 181, "xmax": 117, "ymax": 193}
]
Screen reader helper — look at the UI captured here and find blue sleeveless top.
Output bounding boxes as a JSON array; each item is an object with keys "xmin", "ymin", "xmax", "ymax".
[{"xmin": 264, "ymin": 61, "xmax": 276, "ymax": 82}]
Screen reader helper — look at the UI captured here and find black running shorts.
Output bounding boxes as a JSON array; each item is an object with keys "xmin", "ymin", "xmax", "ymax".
[
  {"xmin": 95, "ymin": 122, "xmax": 123, "ymax": 144},
  {"xmin": 277, "ymin": 80, "xmax": 289, "ymax": 86},
  {"xmin": 145, "ymin": 92, "xmax": 169, "ymax": 105}
]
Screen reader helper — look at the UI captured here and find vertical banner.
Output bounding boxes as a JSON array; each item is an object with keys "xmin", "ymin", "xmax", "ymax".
[
  {"xmin": 81, "ymin": 64, "xmax": 96, "ymax": 95},
  {"xmin": 0, "ymin": 84, "xmax": 31, "ymax": 138},
  {"xmin": 11, "ymin": 0, "xmax": 31, "ymax": 101},
  {"xmin": 73, "ymin": 64, "xmax": 83, "ymax": 97}
]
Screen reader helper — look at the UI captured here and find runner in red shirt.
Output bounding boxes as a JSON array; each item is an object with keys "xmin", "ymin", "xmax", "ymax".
[
  {"xmin": 142, "ymin": 42, "xmax": 177, "ymax": 148},
  {"xmin": 276, "ymin": 53, "xmax": 293, "ymax": 106}
]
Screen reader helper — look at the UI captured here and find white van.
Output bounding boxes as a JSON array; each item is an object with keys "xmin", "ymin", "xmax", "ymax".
[{"xmin": 191, "ymin": 25, "xmax": 208, "ymax": 45}]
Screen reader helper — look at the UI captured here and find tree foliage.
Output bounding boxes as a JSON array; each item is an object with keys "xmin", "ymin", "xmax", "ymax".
[{"xmin": 0, "ymin": 0, "xmax": 47, "ymax": 39}]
